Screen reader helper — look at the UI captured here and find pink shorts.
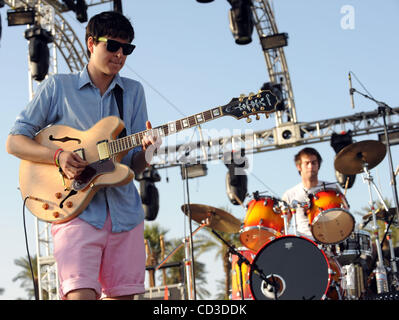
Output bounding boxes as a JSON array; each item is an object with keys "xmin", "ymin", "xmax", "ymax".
[{"xmin": 51, "ymin": 214, "xmax": 145, "ymax": 299}]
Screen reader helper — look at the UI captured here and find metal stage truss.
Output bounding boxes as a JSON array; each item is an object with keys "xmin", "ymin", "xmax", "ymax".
[{"xmin": 3, "ymin": 0, "xmax": 398, "ymax": 299}]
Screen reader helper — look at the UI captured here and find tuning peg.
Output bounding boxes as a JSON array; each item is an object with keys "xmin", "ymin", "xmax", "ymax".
[
  {"xmin": 246, "ymin": 117, "xmax": 252, "ymax": 123},
  {"xmin": 265, "ymin": 113, "xmax": 270, "ymax": 119},
  {"xmin": 239, "ymin": 94, "xmax": 246, "ymax": 102},
  {"xmin": 257, "ymin": 90, "xmax": 263, "ymax": 98},
  {"xmin": 248, "ymin": 92, "xmax": 255, "ymax": 100},
  {"xmin": 256, "ymin": 114, "xmax": 260, "ymax": 120}
]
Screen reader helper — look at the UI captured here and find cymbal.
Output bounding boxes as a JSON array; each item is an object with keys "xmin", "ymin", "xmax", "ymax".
[
  {"xmin": 363, "ymin": 207, "xmax": 398, "ymax": 223},
  {"xmin": 181, "ymin": 204, "xmax": 241, "ymax": 233},
  {"xmin": 334, "ymin": 140, "xmax": 386, "ymax": 175}
]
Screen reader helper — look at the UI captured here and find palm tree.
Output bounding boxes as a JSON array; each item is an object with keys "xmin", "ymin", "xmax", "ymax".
[
  {"xmin": 13, "ymin": 255, "xmax": 40, "ymax": 300},
  {"xmin": 144, "ymin": 222, "xmax": 211, "ymax": 299}
]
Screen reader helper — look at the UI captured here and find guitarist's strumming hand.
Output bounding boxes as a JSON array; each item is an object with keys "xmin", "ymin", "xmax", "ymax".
[
  {"xmin": 58, "ymin": 151, "xmax": 89, "ymax": 180},
  {"xmin": 142, "ymin": 120, "xmax": 162, "ymax": 166}
]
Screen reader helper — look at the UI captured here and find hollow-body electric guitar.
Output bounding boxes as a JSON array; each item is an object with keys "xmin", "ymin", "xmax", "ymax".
[{"xmin": 19, "ymin": 90, "xmax": 279, "ymax": 223}]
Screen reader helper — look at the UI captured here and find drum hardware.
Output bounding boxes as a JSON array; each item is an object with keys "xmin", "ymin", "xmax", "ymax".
[
  {"xmin": 249, "ymin": 236, "xmax": 332, "ymax": 300},
  {"xmin": 334, "ymin": 139, "xmax": 391, "ymax": 294},
  {"xmin": 239, "ymin": 196, "xmax": 285, "ymax": 252},
  {"xmin": 305, "ymin": 187, "xmax": 354, "ymax": 244},
  {"xmin": 211, "ymin": 228, "xmax": 279, "ymax": 300}
]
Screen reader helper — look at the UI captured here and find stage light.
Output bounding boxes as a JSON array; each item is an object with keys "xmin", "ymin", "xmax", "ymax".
[
  {"xmin": 331, "ymin": 131, "xmax": 356, "ymax": 189},
  {"xmin": 75, "ymin": 0, "xmax": 88, "ymax": 23},
  {"xmin": 113, "ymin": 0, "xmax": 123, "ymax": 13},
  {"xmin": 136, "ymin": 166, "xmax": 161, "ymax": 221},
  {"xmin": 181, "ymin": 163, "xmax": 208, "ymax": 180},
  {"xmin": 378, "ymin": 130, "xmax": 399, "ymax": 146},
  {"xmin": 61, "ymin": 0, "xmax": 87, "ymax": 23},
  {"xmin": 260, "ymin": 32, "xmax": 289, "ymax": 50},
  {"xmin": 223, "ymin": 150, "xmax": 248, "ymax": 205},
  {"xmin": 261, "ymin": 82, "xmax": 285, "ymax": 111},
  {"xmin": 7, "ymin": 8, "xmax": 35, "ymax": 26},
  {"xmin": 228, "ymin": 0, "xmax": 254, "ymax": 45},
  {"xmin": 24, "ymin": 26, "xmax": 54, "ymax": 81}
]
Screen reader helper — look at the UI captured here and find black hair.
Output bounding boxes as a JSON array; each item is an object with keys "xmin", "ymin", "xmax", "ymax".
[{"xmin": 85, "ymin": 11, "xmax": 134, "ymax": 57}]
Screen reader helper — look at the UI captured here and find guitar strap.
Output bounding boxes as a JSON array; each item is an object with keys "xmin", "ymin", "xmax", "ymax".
[{"xmin": 113, "ymin": 84, "xmax": 127, "ymax": 138}]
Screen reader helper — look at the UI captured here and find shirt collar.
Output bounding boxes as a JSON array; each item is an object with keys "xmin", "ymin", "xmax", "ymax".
[{"xmin": 78, "ymin": 65, "xmax": 125, "ymax": 92}]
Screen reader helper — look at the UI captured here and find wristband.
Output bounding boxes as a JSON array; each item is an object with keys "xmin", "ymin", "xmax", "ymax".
[{"xmin": 53, "ymin": 148, "xmax": 64, "ymax": 167}]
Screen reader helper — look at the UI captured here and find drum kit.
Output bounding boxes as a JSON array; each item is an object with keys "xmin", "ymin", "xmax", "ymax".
[{"xmin": 179, "ymin": 140, "xmax": 399, "ymax": 300}]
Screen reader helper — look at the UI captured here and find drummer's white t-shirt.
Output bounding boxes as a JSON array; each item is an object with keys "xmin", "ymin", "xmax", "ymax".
[{"xmin": 282, "ymin": 181, "xmax": 339, "ymax": 241}]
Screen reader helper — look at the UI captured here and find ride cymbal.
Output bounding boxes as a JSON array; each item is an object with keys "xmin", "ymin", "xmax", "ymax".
[
  {"xmin": 181, "ymin": 204, "xmax": 241, "ymax": 233},
  {"xmin": 334, "ymin": 140, "xmax": 386, "ymax": 175}
]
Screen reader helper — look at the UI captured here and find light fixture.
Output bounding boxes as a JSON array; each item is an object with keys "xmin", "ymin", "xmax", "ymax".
[
  {"xmin": 260, "ymin": 32, "xmax": 289, "ymax": 50},
  {"xmin": 331, "ymin": 131, "xmax": 356, "ymax": 189},
  {"xmin": 228, "ymin": 0, "xmax": 254, "ymax": 45},
  {"xmin": 136, "ymin": 166, "xmax": 161, "ymax": 221},
  {"xmin": 223, "ymin": 150, "xmax": 248, "ymax": 205},
  {"xmin": 25, "ymin": 26, "xmax": 54, "ymax": 81},
  {"xmin": 378, "ymin": 130, "xmax": 399, "ymax": 146},
  {"xmin": 113, "ymin": 0, "xmax": 123, "ymax": 13},
  {"xmin": 7, "ymin": 8, "xmax": 35, "ymax": 26},
  {"xmin": 180, "ymin": 163, "xmax": 208, "ymax": 180}
]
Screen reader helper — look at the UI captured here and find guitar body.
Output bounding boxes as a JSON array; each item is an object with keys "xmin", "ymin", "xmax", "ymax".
[{"xmin": 19, "ymin": 116, "xmax": 135, "ymax": 224}]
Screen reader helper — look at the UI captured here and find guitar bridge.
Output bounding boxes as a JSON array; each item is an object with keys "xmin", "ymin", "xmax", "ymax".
[{"xmin": 96, "ymin": 140, "xmax": 110, "ymax": 160}]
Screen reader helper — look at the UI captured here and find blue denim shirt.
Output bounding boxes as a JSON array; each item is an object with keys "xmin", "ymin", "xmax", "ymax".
[{"xmin": 9, "ymin": 66, "xmax": 147, "ymax": 232}]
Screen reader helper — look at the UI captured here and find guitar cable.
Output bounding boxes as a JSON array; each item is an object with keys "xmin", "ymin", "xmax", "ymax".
[{"xmin": 22, "ymin": 196, "xmax": 39, "ymax": 300}]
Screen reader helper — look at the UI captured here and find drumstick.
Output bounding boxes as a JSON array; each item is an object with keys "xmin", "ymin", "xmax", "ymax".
[
  {"xmin": 233, "ymin": 192, "xmax": 246, "ymax": 209},
  {"xmin": 344, "ymin": 176, "xmax": 350, "ymax": 196}
]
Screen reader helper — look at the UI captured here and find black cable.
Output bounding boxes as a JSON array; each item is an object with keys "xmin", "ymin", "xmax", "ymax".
[{"xmin": 22, "ymin": 196, "xmax": 39, "ymax": 300}]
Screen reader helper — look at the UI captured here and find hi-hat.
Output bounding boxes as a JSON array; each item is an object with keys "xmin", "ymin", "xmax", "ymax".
[
  {"xmin": 334, "ymin": 140, "xmax": 386, "ymax": 175},
  {"xmin": 181, "ymin": 204, "xmax": 241, "ymax": 233}
]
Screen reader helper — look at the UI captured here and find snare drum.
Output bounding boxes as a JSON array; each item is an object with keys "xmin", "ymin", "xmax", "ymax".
[
  {"xmin": 240, "ymin": 197, "xmax": 285, "ymax": 252},
  {"xmin": 231, "ymin": 248, "xmax": 256, "ymax": 300},
  {"xmin": 307, "ymin": 187, "xmax": 355, "ymax": 244},
  {"xmin": 335, "ymin": 230, "xmax": 373, "ymax": 266},
  {"xmin": 249, "ymin": 236, "xmax": 332, "ymax": 300}
]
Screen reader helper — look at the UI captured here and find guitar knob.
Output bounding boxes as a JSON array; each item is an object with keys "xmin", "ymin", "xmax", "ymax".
[
  {"xmin": 53, "ymin": 212, "xmax": 60, "ymax": 218},
  {"xmin": 66, "ymin": 201, "xmax": 73, "ymax": 208},
  {"xmin": 42, "ymin": 203, "xmax": 49, "ymax": 210},
  {"xmin": 55, "ymin": 192, "xmax": 62, "ymax": 199}
]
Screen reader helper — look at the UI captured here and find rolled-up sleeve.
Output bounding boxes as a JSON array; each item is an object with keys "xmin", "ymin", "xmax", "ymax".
[{"xmin": 9, "ymin": 76, "xmax": 57, "ymax": 138}]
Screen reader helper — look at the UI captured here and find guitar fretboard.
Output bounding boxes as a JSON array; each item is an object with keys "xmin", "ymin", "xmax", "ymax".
[{"xmin": 108, "ymin": 107, "xmax": 223, "ymax": 156}]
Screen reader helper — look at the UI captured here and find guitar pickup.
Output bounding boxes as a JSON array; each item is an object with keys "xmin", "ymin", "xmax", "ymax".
[
  {"xmin": 96, "ymin": 140, "xmax": 110, "ymax": 160},
  {"xmin": 73, "ymin": 148, "xmax": 86, "ymax": 160}
]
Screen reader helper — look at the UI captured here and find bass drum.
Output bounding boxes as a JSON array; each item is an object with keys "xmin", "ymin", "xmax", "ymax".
[{"xmin": 249, "ymin": 236, "xmax": 331, "ymax": 300}]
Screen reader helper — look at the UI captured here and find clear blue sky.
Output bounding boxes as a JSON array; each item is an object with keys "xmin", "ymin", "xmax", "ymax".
[{"xmin": 0, "ymin": 0, "xmax": 398, "ymax": 299}]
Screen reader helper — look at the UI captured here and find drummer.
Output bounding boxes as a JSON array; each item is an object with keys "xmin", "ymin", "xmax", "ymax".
[{"xmin": 282, "ymin": 147, "xmax": 340, "ymax": 240}]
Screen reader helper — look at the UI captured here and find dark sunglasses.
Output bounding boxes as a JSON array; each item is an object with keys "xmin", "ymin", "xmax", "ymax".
[{"xmin": 96, "ymin": 37, "xmax": 136, "ymax": 55}]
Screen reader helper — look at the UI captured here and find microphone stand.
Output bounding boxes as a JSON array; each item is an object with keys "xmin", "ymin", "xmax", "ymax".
[
  {"xmin": 210, "ymin": 229, "xmax": 279, "ymax": 300},
  {"xmin": 351, "ymin": 88, "xmax": 399, "ymax": 221},
  {"xmin": 352, "ymin": 88, "xmax": 399, "ymax": 291}
]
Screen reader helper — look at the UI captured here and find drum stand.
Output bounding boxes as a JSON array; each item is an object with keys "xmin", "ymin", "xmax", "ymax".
[
  {"xmin": 210, "ymin": 229, "xmax": 279, "ymax": 300},
  {"xmin": 155, "ymin": 222, "xmax": 208, "ymax": 300},
  {"xmin": 362, "ymin": 163, "xmax": 390, "ymax": 293}
]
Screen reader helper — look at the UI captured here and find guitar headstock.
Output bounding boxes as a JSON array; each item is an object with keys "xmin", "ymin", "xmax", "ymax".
[{"xmin": 221, "ymin": 90, "xmax": 280, "ymax": 122}]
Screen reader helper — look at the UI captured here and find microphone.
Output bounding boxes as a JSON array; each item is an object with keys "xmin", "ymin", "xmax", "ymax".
[{"xmin": 348, "ymin": 72, "xmax": 355, "ymax": 109}]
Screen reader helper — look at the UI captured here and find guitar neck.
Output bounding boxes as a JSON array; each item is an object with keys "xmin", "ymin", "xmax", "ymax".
[{"xmin": 108, "ymin": 106, "xmax": 224, "ymax": 156}]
